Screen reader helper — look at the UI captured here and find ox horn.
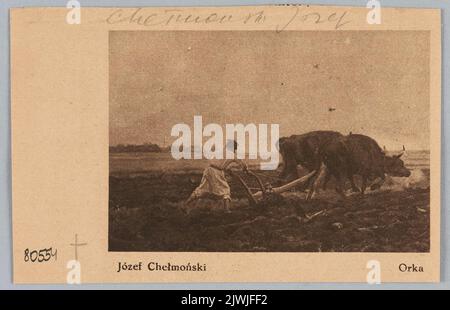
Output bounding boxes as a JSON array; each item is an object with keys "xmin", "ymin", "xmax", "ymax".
[{"xmin": 395, "ymin": 145, "xmax": 406, "ymax": 158}]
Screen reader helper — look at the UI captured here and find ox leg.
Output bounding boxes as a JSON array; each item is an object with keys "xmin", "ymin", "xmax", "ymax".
[
  {"xmin": 322, "ymin": 172, "xmax": 331, "ymax": 191},
  {"xmin": 349, "ymin": 175, "xmax": 360, "ymax": 193},
  {"xmin": 334, "ymin": 173, "xmax": 347, "ymax": 199},
  {"xmin": 306, "ymin": 163, "xmax": 327, "ymax": 200},
  {"xmin": 344, "ymin": 169, "xmax": 360, "ymax": 192},
  {"xmin": 370, "ymin": 174, "xmax": 386, "ymax": 191},
  {"xmin": 360, "ymin": 176, "xmax": 367, "ymax": 195},
  {"xmin": 302, "ymin": 171, "xmax": 315, "ymax": 193}
]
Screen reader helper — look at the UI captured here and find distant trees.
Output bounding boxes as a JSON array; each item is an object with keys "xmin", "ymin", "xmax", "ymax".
[{"xmin": 109, "ymin": 143, "xmax": 162, "ymax": 153}]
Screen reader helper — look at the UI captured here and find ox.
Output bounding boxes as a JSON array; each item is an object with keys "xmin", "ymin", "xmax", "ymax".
[
  {"xmin": 279, "ymin": 132, "xmax": 411, "ymax": 199},
  {"xmin": 278, "ymin": 131, "xmax": 345, "ymax": 198},
  {"xmin": 320, "ymin": 133, "xmax": 410, "ymax": 197}
]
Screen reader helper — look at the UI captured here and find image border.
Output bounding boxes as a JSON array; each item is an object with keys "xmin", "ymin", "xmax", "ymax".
[{"xmin": 0, "ymin": 0, "xmax": 448, "ymax": 289}]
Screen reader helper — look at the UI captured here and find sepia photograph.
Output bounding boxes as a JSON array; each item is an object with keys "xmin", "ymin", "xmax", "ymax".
[
  {"xmin": 109, "ymin": 30, "xmax": 430, "ymax": 253},
  {"xmin": 9, "ymin": 3, "xmax": 443, "ymax": 285}
]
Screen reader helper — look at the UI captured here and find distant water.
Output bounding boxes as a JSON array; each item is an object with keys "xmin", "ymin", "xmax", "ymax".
[{"xmin": 110, "ymin": 150, "xmax": 430, "ymax": 174}]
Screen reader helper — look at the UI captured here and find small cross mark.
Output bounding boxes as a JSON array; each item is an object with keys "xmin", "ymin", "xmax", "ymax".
[{"xmin": 70, "ymin": 234, "xmax": 87, "ymax": 261}]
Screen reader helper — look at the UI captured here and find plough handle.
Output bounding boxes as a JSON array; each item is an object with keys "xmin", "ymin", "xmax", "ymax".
[
  {"xmin": 227, "ymin": 170, "xmax": 258, "ymax": 206},
  {"xmin": 246, "ymin": 170, "xmax": 267, "ymax": 194}
]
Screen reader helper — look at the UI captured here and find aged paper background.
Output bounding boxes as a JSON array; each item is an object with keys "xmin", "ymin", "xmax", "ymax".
[{"xmin": 11, "ymin": 6, "xmax": 441, "ymax": 283}]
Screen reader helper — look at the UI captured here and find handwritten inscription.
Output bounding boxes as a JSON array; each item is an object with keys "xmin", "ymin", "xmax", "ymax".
[
  {"xmin": 105, "ymin": 6, "xmax": 351, "ymax": 31},
  {"xmin": 276, "ymin": 6, "xmax": 351, "ymax": 31},
  {"xmin": 106, "ymin": 8, "xmax": 266, "ymax": 26}
]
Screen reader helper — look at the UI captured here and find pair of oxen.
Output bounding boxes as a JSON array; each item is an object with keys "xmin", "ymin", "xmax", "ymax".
[{"xmin": 277, "ymin": 131, "xmax": 411, "ymax": 199}]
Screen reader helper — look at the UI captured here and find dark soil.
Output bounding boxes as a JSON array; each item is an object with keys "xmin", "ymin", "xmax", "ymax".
[{"xmin": 108, "ymin": 171, "xmax": 430, "ymax": 252}]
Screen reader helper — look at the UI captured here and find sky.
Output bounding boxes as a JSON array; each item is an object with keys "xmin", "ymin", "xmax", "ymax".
[{"xmin": 109, "ymin": 30, "xmax": 430, "ymax": 150}]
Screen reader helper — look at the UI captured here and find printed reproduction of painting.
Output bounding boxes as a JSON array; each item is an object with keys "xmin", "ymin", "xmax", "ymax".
[{"xmin": 11, "ymin": 6, "xmax": 441, "ymax": 283}]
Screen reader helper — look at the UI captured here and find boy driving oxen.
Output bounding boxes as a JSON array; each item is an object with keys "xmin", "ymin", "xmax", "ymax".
[{"xmin": 185, "ymin": 140, "xmax": 248, "ymax": 213}]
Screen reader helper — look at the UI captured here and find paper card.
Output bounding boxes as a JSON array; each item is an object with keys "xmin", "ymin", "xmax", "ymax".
[{"xmin": 11, "ymin": 5, "xmax": 441, "ymax": 283}]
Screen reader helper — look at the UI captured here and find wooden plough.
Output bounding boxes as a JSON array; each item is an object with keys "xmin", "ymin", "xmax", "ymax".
[{"xmin": 227, "ymin": 169, "xmax": 317, "ymax": 206}]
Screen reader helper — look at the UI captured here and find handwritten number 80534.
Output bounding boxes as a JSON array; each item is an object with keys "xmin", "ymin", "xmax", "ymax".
[{"xmin": 24, "ymin": 248, "xmax": 57, "ymax": 263}]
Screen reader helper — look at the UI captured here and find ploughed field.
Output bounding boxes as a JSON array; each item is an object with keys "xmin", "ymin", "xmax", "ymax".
[{"xmin": 109, "ymin": 151, "xmax": 430, "ymax": 252}]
